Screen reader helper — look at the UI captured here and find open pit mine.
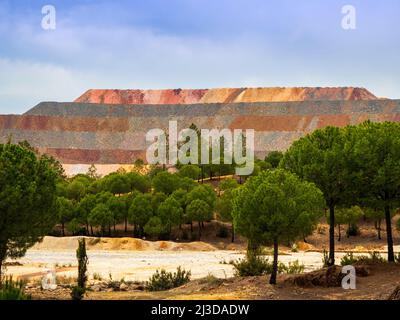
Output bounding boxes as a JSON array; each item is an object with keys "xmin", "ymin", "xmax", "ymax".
[{"xmin": 0, "ymin": 87, "xmax": 398, "ymax": 176}]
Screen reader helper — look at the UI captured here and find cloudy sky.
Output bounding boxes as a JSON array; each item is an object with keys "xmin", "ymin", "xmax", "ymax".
[{"xmin": 0, "ymin": 0, "xmax": 399, "ymax": 114}]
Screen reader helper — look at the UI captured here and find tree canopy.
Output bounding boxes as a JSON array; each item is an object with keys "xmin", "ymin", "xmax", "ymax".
[
  {"xmin": 0, "ymin": 143, "xmax": 59, "ymax": 279},
  {"xmin": 232, "ymin": 169, "xmax": 325, "ymax": 284}
]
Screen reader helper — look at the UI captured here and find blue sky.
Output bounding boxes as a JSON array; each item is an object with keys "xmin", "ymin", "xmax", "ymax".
[{"xmin": 0, "ymin": 0, "xmax": 399, "ymax": 113}]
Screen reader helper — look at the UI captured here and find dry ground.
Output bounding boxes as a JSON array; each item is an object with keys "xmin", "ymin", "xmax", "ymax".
[{"xmin": 25, "ymin": 263, "xmax": 400, "ymax": 300}]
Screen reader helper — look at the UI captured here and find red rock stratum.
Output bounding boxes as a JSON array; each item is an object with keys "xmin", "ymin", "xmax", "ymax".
[{"xmin": 75, "ymin": 87, "xmax": 377, "ymax": 104}]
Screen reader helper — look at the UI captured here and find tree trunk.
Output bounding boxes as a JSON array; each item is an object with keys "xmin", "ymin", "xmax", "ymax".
[
  {"xmin": 384, "ymin": 205, "xmax": 395, "ymax": 262},
  {"xmin": 231, "ymin": 224, "xmax": 235, "ymax": 243},
  {"xmin": 338, "ymin": 224, "xmax": 341, "ymax": 242},
  {"xmin": 198, "ymin": 222, "xmax": 202, "ymax": 240},
  {"xmin": 90, "ymin": 225, "xmax": 93, "ymax": 236},
  {"xmin": 61, "ymin": 222, "xmax": 65, "ymax": 236},
  {"xmin": 124, "ymin": 217, "xmax": 128, "ymax": 233},
  {"xmin": 0, "ymin": 245, "xmax": 6, "ymax": 286},
  {"xmin": 269, "ymin": 239, "xmax": 279, "ymax": 285},
  {"xmin": 328, "ymin": 205, "xmax": 335, "ymax": 266},
  {"xmin": 0, "ymin": 259, "xmax": 2, "ymax": 287},
  {"xmin": 377, "ymin": 219, "xmax": 381, "ymax": 240}
]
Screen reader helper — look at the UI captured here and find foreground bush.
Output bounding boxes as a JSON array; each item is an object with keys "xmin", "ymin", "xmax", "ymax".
[
  {"xmin": 340, "ymin": 251, "xmax": 386, "ymax": 266},
  {"xmin": 146, "ymin": 267, "xmax": 191, "ymax": 291},
  {"xmin": 232, "ymin": 252, "xmax": 304, "ymax": 276},
  {"xmin": 0, "ymin": 277, "xmax": 31, "ymax": 300},
  {"xmin": 232, "ymin": 252, "xmax": 272, "ymax": 276}
]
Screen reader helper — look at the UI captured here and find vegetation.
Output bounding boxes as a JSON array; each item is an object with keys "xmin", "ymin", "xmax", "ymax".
[
  {"xmin": 0, "ymin": 277, "xmax": 31, "ymax": 300},
  {"xmin": 71, "ymin": 238, "xmax": 88, "ymax": 300},
  {"xmin": 231, "ymin": 251, "xmax": 305, "ymax": 277},
  {"xmin": 231, "ymin": 169, "xmax": 325, "ymax": 284},
  {"xmin": 334, "ymin": 206, "xmax": 363, "ymax": 241},
  {"xmin": 2, "ymin": 120, "xmax": 400, "ymax": 292},
  {"xmin": 0, "ymin": 143, "xmax": 60, "ymax": 282},
  {"xmin": 340, "ymin": 252, "xmax": 386, "ymax": 266},
  {"xmin": 281, "ymin": 126, "xmax": 356, "ymax": 266},
  {"xmin": 146, "ymin": 267, "xmax": 191, "ymax": 291}
]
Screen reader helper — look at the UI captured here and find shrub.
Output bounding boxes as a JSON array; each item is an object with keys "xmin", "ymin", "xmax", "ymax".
[
  {"xmin": 71, "ymin": 286, "xmax": 86, "ymax": 300},
  {"xmin": 146, "ymin": 267, "xmax": 191, "ymax": 291},
  {"xmin": 0, "ymin": 277, "xmax": 31, "ymax": 300},
  {"xmin": 359, "ymin": 251, "xmax": 386, "ymax": 264},
  {"xmin": 322, "ymin": 249, "xmax": 330, "ymax": 267},
  {"xmin": 231, "ymin": 252, "xmax": 272, "ymax": 276},
  {"xmin": 92, "ymin": 273, "xmax": 102, "ymax": 281},
  {"xmin": 340, "ymin": 252, "xmax": 358, "ymax": 266},
  {"xmin": 279, "ymin": 260, "xmax": 304, "ymax": 274},
  {"xmin": 232, "ymin": 253, "xmax": 305, "ymax": 276},
  {"xmin": 341, "ymin": 251, "xmax": 386, "ymax": 266}
]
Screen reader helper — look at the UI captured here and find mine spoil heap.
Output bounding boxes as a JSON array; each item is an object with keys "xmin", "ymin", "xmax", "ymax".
[{"xmin": 0, "ymin": 87, "xmax": 398, "ymax": 176}]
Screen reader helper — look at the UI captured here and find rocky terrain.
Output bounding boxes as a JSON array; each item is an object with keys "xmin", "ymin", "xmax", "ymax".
[{"xmin": 0, "ymin": 87, "xmax": 398, "ymax": 176}]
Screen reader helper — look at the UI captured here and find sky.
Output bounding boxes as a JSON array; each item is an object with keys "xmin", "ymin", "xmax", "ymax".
[{"xmin": 0, "ymin": 0, "xmax": 399, "ymax": 114}]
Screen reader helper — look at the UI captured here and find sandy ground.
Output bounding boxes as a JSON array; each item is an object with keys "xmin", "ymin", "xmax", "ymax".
[{"xmin": 6, "ymin": 236, "xmax": 397, "ymax": 283}]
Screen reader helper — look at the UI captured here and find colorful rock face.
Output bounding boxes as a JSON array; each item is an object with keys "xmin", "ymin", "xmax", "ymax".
[
  {"xmin": 0, "ymin": 87, "xmax": 397, "ymax": 176},
  {"xmin": 75, "ymin": 87, "xmax": 377, "ymax": 104}
]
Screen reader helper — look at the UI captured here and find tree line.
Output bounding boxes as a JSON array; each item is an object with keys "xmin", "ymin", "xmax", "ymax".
[
  {"xmin": 231, "ymin": 121, "xmax": 400, "ymax": 284},
  {"xmin": 1, "ymin": 121, "xmax": 400, "ymax": 286}
]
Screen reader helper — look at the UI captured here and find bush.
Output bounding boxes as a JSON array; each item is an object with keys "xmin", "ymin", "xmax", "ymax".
[
  {"xmin": 359, "ymin": 251, "xmax": 386, "ymax": 264},
  {"xmin": 71, "ymin": 286, "xmax": 86, "ymax": 300},
  {"xmin": 341, "ymin": 251, "xmax": 386, "ymax": 266},
  {"xmin": 232, "ymin": 252, "xmax": 272, "ymax": 276},
  {"xmin": 146, "ymin": 267, "xmax": 191, "ymax": 291},
  {"xmin": 232, "ymin": 253, "xmax": 305, "ymax": 276},
  {"xmin": 216, "ymin": 225, "xmax": 229, "ymax": 238},
  {"xmin": 0, "ymin": 277, "xmax": 31, "ymax": 300},
  {"xmin": 340, "ymin": 252, "xmax": 357, "ymax": 266},
  {"xmin": 322, "ymin": 249, "xmax": 329, "ymax": 267},
  {"xmin": 279, "ymin": 260, "xmax": 304, "ymax": 274}
]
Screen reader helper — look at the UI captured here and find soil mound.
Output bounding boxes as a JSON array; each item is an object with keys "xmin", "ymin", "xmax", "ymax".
[{"xmin": 31, "ymin": 236, "xmax": 217, "ymax": 251}]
